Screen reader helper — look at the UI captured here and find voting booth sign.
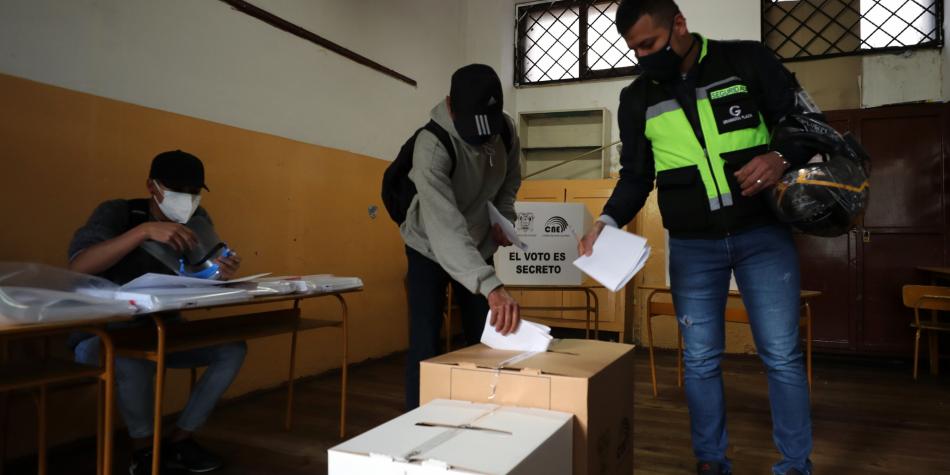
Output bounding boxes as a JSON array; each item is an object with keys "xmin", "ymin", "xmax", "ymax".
[{"xmin": 494, "ymin": 202, "xmax": 592, "ymax": 286}]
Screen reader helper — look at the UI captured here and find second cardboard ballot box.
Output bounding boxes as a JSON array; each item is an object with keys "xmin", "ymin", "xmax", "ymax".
[
  {"xmin": 420, "ymin": 339, "xmax": 635, "ymax": 475},
  {"xmin": 328, "ymin": 399, "xmax": 573, "ymax": 475}
]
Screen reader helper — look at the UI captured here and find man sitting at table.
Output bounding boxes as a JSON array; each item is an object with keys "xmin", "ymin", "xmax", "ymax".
[{"xmin": 68, "ymin": 150, "xmax": 245, "ymax": 475}]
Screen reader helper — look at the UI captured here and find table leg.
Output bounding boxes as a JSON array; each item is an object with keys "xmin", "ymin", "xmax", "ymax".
[
  {"xmin": 334, "ymin": 295, "xmax": 349, "ymax": 439},
  {"xmin": 584, "ymin": 290, "xmax": 591, "ymax": 340},
  {"xmin": 591, "ymin": 290, "xmax": 600, "ymax": 340},
  {"xmin": 285, "ymin": 329, "xmax": 298, "ymax": 432},
  {"xmin": 36, "ymin": 385, "xmax": 46, "ymax": 475},
  {"xmin": 806, "ymin": 302, "xmax": 813, "ymax": 391},
  {"xmin": 646, "ymin": 309, "xmax": 658, "ymax": 398},
  {"xmin": 151, "ymin": 316, "xmax": 167, "ymax": 475},
  {"xmin": 929, "ymin": 308, "xmax": 940, "ymax": 376},
  {"xmin": 96, "ymin": 379, "xmax": 103, "ymax": 475}
]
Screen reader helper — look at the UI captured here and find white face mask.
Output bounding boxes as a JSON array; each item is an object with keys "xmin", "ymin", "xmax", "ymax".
[{"xmin": 153, "ymin": 181, "xmax": 201, "ymax": 224}]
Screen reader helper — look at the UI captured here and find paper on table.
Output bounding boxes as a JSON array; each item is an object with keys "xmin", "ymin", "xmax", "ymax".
[
  {"xmin": 480, "ymin": 311, "xmax": 554, "ymax": 352},
  {"xmin": 81, "ymin": 287, "xmax": 252, "ymax": 312},
  {"xmin": 254, "ymin": 275, "xmax": 363, "ymax": 293},
  {"xmin": 120, "ymin": 272, "xmax": 271, "ymax": 291},
  {"xmin": 572, "ymin": 226, "xmax": 650, "ymax": 292},
  {"xmin": 487, "ymin": 202, "xmax": 529, "ymax": 251}
]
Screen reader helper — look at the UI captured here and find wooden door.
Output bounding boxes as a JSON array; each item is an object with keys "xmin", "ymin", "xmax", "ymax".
[
  {"xmin": 856, "ymin": 105, "xmax": 947, "ymax": 354},
  {"xmin": 795, "ymin": 104, "xmax": 949, "ymax": 354},
  {"xmin": 794, "ymin": 111, "xmax": 859, "ymax": 350}
]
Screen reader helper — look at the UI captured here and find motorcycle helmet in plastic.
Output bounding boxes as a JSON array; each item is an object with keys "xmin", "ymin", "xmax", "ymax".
[{"xmin": 769, "ymin": 114, "xmax": 870, "ymax": 237}]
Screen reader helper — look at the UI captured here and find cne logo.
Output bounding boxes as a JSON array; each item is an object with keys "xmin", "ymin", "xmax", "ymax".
[{"xmin": 544, "ymin": 216, "xmax": 569, "ymax": 233}]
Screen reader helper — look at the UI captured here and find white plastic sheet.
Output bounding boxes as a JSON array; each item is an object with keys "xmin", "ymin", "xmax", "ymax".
[{"xmin": 0, "ymin": 263, "xmax": 136, "ymax": 325}]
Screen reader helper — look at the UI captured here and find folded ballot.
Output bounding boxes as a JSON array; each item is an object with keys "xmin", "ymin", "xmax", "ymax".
[
  {"xmin": 573, "ymin": 226, "xmax": 650, "ymax": 292},
  {"xmin": 480, "ymin": 311, "xmax": 554, "ymax": 352},
  {"xmin": 487, "ymin": 202, "xmax": 529, "ymax": 251}
]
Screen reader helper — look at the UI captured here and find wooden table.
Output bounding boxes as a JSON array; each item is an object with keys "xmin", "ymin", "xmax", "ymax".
[
  {"xmin": 506, "ymin": 285, "xmax": 601, "ymax": 339},
  {"xmin": 0, "ymin": 317, "xmax": 124, "ymax": 475},
  {"xmin": 108, "ymin": 288, "xmax": 360, "ymax": 475},
  {"xmin": 640, "ymin": 285, "xmax": 821, "ymax": 396}
]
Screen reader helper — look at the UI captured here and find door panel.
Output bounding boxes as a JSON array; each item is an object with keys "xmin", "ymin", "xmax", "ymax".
[
  {"xmin": 858, "ymin": 113, "xmax": 944, "ymax": 231},
  {"xmin": 794, "ymin": 112, "xmax": 856, "ymax": 349},
  {"xmin": 793, "ymin": 105, "xmax": 948, "ymax": 354},
  {"xmin": 794, "ymin": 232, "xmax": 854, "ymax": 349}
]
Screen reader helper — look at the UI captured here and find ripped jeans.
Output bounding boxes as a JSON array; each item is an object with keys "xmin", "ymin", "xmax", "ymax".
[{"xmin": 669, "ymin": 224, "xmax": 812, "ymax": 475}]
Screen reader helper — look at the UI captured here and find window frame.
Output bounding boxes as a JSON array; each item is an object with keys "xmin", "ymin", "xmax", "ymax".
[
  {"xmin": 762, "ymin": 0, "xmax": 944, "ymax": 63},
  {"xmin": 515, "ymin": 0, "xmax": 640, "ymax": 87}
]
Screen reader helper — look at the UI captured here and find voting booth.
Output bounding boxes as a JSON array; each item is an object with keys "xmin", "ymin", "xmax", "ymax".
[{"xmin": 494, "ymin": 202, "xmax": 592, "ymax": 286}]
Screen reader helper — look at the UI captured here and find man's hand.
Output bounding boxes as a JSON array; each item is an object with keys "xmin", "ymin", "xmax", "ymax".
[
  {"xmin": 138, "ymin": 222, "xmax": 198, "ymax": 252},
  {"xmin": 735, "ymin": 152, "xmax": 788, "ymax": 197},
  {"xmin": 215, "ymin": 252, "xmax": 242, "ymax": 280},
  {"xmin": 488, "ymin": 286, "xmax": 520, "ymax": 335},
  {"xmin": 578, "ymin": 221, "xmax": 606, "ymax": 257},
  {"xmin": 490, "ymin": 223, "xmax": 513, "ymax": 247}
]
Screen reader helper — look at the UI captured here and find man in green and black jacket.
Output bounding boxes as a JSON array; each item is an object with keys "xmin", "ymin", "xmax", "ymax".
[{"xmin": 580, "ymin": 1, "xmax": 814, "ymax": 474}]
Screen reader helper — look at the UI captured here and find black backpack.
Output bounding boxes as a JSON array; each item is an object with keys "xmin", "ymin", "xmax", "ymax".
[{"xmin": 381, "ymin": 119, "xmax": 512, "ymax": 224}]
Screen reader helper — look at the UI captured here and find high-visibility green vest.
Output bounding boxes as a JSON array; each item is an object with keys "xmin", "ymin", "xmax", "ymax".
[{"xmin": 644, "ymin": 36, "xmax": 771, "ymax": 212}]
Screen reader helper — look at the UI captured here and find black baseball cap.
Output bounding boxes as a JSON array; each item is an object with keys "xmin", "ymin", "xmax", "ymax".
[
  {"xmin": 148, "ymin": 150, "xmax": 209, "ymax": 192},
  {"xmin": 450, "ymin": 64, "xmax": 504, "ymax": 141}
]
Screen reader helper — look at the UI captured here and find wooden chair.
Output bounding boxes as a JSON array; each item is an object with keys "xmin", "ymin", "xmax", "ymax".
[
  {"xmin": 901, "ymin": 285, "xmax": 950, "ymax": 380},
  {"xmin": 645, "ymin": 288, "xmax": 815, "ymax": 398},
  {"xmin": 0, "ymin": 328, "xmax": 116, "ymax": 475}
]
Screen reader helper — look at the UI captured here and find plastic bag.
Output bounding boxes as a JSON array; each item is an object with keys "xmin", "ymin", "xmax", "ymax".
[{"xmin": 0, "ymin": 263, "xmax": 136, "ymax": 325}]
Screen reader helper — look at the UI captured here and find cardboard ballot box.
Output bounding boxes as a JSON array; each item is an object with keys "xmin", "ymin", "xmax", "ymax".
[
  {"xmin": 328, "ymin": 399, "xmax": 572, "ymax": 475},
  {"xmin": 420, "ymin": 339, "xmax": 635, "ymax": 475},
  {"xmin": 494, "ymin": 202, "xmax": 592, "ymax": 286}
]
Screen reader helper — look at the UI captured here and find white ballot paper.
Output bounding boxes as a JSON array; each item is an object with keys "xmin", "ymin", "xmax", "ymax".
[
  {"xmin": 480, "ymin": 311, "xmax": 554, "ymax": 352},
  {"xmin": 573, "ymin": 226, "xmax": 650, "ymax": 292},
  {"xmin": 487, "ymin": 202, "xmax": 529, "ymax": 251}
]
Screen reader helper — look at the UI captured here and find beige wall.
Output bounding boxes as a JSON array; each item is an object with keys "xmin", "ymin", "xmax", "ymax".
[
  {"xmin": 0, "ymin": 0, "xmax": 467, "ymax": 161},
  {"xmin": 0, "ymin": 72, "xmax": 408, "ymax": 457},
  {"xmin": 944, "ymin": 0, "xmax": 950, "ymax": 101},
  {"xmin": 786, "ymin": 57, "xmax": 863, "ymax": 111}
]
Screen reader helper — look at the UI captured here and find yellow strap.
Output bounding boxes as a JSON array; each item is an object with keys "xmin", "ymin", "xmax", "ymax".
[{"xmin": 794, "ymin": 177, "xmax": 869, "ymax": 194}]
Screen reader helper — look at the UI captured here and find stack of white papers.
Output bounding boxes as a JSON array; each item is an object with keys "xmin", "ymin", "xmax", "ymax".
[
  {"xmin": 572, "ymin": 226, "xmax": 650, "ymax": 292},
  {"xmin": 480, "ymin": 311, "xmax": 554, "ymax": 352},
  {"xmin": 119, "ymin": 272, "xmax": 271, "ymax": 291},
  {"xmin": 257, "ymin": 275, "xmax": 364, "ymax": 294},
  {"xmin": 487, "ymin": 202, "xmax": 529, "ymax": 251}
]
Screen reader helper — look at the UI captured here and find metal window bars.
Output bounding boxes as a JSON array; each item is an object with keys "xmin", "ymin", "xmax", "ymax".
[
  {"xmin": 517, "ymin": 0, "xmax": 639, "ymax": 86},
  {"xmin": 763, "ymin": 0, "xmax": 942, "ymax": 61}
]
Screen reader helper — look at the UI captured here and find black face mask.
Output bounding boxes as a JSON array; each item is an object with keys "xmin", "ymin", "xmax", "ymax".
[{"xmin": 638, "ymin": 25, "xmax": 693, "ymax": 82}]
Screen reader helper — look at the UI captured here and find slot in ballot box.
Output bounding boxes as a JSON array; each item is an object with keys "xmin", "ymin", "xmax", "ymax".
[{"xmin": 328, "ymin": 399, "xmax": 573, "ymax": 475}]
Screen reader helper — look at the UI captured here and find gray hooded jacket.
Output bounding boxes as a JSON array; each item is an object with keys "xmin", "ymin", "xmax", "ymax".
[{"xmin": 400, "ymin": 99, "xmax": 521, "ymax": 297}]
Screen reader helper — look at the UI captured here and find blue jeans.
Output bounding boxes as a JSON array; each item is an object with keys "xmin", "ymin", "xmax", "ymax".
[
  {"xmin": 75, "ymin": 337, "xmax": 246, "ymax": 439},
  {"xmin": 669, "ymin": 225, "xmax": 812, "ymax": 475}
]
